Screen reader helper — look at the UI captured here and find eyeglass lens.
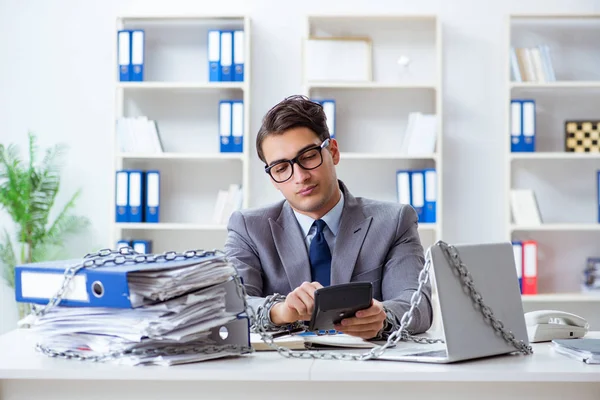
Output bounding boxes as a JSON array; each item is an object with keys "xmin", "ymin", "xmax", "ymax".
[{"xmin": 270, "ymin": 148, "xmax": 323, "ymax": 182}]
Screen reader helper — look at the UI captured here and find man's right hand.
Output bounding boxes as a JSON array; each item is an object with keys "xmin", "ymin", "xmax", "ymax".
[{"xmin": 270, "ymin": 281, "xmax": 323, "ymax": 325}]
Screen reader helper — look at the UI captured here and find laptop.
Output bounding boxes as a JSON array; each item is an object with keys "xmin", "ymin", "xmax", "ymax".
[{"xmin": 375, "ymin": 241, "xmax": 530, "ymax": 364}]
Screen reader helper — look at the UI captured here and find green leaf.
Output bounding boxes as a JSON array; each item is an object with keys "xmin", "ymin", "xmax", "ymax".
[
  {"xmin": 0, "ymin": 229, "xmax": 17, "ymax": 288},
  {"xmin": 1, "ymin": 133, "xmax": 89, "ymax": 281},
  {"xmin": 44, "ymin": 189, "xmax": 90, "ymax": 246}
]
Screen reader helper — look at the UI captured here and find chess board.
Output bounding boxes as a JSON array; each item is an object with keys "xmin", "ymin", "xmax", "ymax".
[{"xmin": 565, "ymin": 120, "xmax": 600, "ymax": 152}]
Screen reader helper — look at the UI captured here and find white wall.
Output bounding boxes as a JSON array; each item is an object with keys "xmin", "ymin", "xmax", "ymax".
[{"xmin": 1, "ymin": 0, "xmax": 599, "ymax": 334}]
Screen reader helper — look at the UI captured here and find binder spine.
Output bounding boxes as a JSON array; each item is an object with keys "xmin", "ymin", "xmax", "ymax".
[
  {"xmin": 410, "ymin": 170, "xmax": 425, "ymax": 221},
  {"xmin": 128, "ymin": 170, "xmax": 145, "ymax": 223},
  {"xmin": 219, "ymin": 100, "xmax": 233, "ymax": 152},
  {"xmin": 130, "ymin": 30, "xmax": 145, "ymax": 81},
  {"xmin": 512, "ymin": 241, "xmax": 523, "ymax": 293},
  {"xmin": 15, "ymin": 266, "xmax": 132, "ymax": 308},
  {"xmin": 231, "ymin": 100, "xmax": 244, "ymax": 153},
  {"xmin": 220, "ymin": 31, "xmax": 233, "ymax": 81},
  {"xmin": 233, "ymin": 30, "xmax": 244, "ymax": 82},
  {"xmin": 522, "ymin": 240, "xmax": 538, "ymax": 295},
  {"xmin": 423, "ymin": 168, "xmax": 437, "ymax": 223},
  {"xmin": 396, "ymin": 170, "xmax": 411, "ymax": 206},
  {"xmin": 145, "ymin": 170, "xmax": 160, "ymax": 223},
  {"xmin": 115, "ymin": 170, "xmax": 129, "ymax": 222},
  {"xmin": 208, "ymin": 30, "xmax": 221, "ymax": 82},
  {"xmin": 321, "ymin": 99, "xmax": 336, "ymax": 139},
  {"xmin": 510, "ymin": 99, "xmax": 522, "ymax": 152},
  {"xmin": 117, "ymin": 30, "xmax": 131, "ymax": 82},
  {"xmin": 522, "ymin": 99, "xmax": 536, "ymax": 152}
]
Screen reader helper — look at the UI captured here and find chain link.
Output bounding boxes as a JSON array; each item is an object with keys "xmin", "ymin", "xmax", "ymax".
[
  {"xmin": 247, "ymin": 240, "xmax": 533, "ymax": 360},
  {"xmin": 30, "ymin": 247, "xmax": 254, "ymax": 362},
  {"xmin": 28, "ymin": 240, "xmax": 532, "ymax": 363}
]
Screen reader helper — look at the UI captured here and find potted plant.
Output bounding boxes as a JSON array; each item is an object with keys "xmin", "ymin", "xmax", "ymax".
[{"xmin": 0, "ymin": 132, "xmax": 90, "ymax": 319}]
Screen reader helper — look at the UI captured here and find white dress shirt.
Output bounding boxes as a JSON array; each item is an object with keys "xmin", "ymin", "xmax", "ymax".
[{"xmin": 292, "ymin": 190, "xmax": 344, "ymax": 253}]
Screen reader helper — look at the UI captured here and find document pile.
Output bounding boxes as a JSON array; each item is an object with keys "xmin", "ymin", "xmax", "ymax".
[
  {"xmin": 15, "ymin": 249, "xmax": 252, "ymax": 366},
  {"xmin": 551, "ymin": 339, "xmax": 600, "ymax": 364}
]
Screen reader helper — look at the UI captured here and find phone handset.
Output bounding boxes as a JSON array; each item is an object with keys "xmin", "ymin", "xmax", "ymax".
[{"xmin": 524, "ymin": 310, "xmax": 589, "ymax": 343}]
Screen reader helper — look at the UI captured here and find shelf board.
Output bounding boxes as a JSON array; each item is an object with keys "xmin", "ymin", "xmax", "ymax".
[
  {"xmin": 117, "ymin": 152, "xmax": 245, "ymax": 161},
  {"xmin": 418, "ymin": 223, "xmax": 437, "ymax": 231},
  {"xmin": 510, "ymin": 13, "xmax": 600, "ymax": 19},
  {"xmin": 116, "ymin": 82, "xmax": 245, "ymax": 90},
  {"xmin": 119, "ymin": 14, "xmax": 247, "ymax": 21},
  {"xmin": 510, "ymin": 81, "xmax": 600, "ymax": 89},
  {"xmin": 510, "ymin": 152, "xmax": 600, "ymax": 160},
  {"xmin": 307, "ymin": 82, "xmax": 437, "ymax": 90},
  {"xmin": 340, "ymin": 152, "xmax": 438, "ymax": 160},
  {"xmin": 521, "ymin": 293, "xmax": 600, "ymax": 303},
  {"xmin": 116, "ymin": 223, "xmax": 228, "ymax": 231},
  {"xmin": 511, "ymin": 223, "xmax": 600, "ymax": 232}
]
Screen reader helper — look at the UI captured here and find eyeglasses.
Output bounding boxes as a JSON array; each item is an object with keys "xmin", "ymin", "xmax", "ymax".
[{"xmin": 265, "ymin": 139, "xmax": 330, "ymax": 183}]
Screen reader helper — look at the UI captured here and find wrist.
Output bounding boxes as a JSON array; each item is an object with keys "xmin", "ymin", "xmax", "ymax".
[{"xmin": 269, "ymin": 301, "xmax": 289, "ymax": 325}]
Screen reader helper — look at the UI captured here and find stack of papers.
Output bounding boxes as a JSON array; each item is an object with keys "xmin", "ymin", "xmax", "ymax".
[
  {"xmin": 16, "ymin": 253, "xmax": 251, "ymax": 366},
  {"xmin": 551, "ymin": 339, "xmax": 600, "ymax": 364},
  {"xmin": 251, "ymin": 331, "xmax": 386, "ymax": 351}
]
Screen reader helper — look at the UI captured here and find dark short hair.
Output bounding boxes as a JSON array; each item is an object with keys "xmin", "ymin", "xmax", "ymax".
[{"xmin": 256, "ymin": 95, "xmax": 330, "ymax": 164}]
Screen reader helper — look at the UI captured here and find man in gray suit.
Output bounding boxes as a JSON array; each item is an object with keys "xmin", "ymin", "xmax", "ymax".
[{"xmin": 225, "ymin": 95, "xmax": 432, "ymax": 340}]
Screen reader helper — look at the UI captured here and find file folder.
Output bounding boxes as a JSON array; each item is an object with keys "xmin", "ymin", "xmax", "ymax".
[
  {"xmin": 145, "ymin": 170, "xmax": 160, "ymax": 223},
  {"xmin": 219, "ymin": 100, "xmax": 233, "ymax": 152},
  {"xmin": 231, "ymin": 100, "xmax": 244, "ymax": 153},
  {"xmin": 130, "ymin": 30, "xmax": 145, "ymax": 81},
  {"xmin": 522, "ymin": 100, "xmax": 536, "ymax": 152},
  {"xmin": 321, "ymin": 99, "xmax": 336, "ymax": 139},
  {"xmin": 220, "ymin": 31, "xmax": 233, "ymax": 81},
  {"xmin": 115, "ymin": 170, "xmax": 129, "ymax": 222},
  {"xmin": 512, "ymin": 241, "xmax": 523, "ymax": 293},
  {"xmin": 117, "ymin": 30, "xmax": 131, "ymax": 82},
  {"xmin": 117, "ymin": 239, "xmax": 131, "ymax": 250},
  {"xmin": 410, "ymin": 170, "xmax": 425, "ymax": 221},
  {"xmin": 208, "ymin": 30, "xmax": 221, "ymax": 82},
  {"xmin": 522, "ymin": 240, "xmax": 537, "ymax": 295},
  {"xmin": 510, "ymin": 100, "xmax": 522, "ymax": 152},
  {"xmin": 128, "ymin": 170, "xmax": 144, "ymax": 223},
  {"xmin": 132, "ymin": 239, "xmax": 152, "ymax": 254},
  {"xmin": 233, "ymin": 30, "xmax": 244, "ymax": 81},
  {"xmin": 396, "ymin": 170, "xmax": 411, "ymax": 206},
  {"xmin": 423, "ymin": 168, "xmax": 437, "ymax": 223},
  {"xmin": 15, "ymin": 254, "xmax": 238, "ymax": 308}
]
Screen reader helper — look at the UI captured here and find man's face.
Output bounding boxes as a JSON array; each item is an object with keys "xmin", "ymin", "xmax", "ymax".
[{"xmin": 262, "ymin": 127, "xmax": 340, "ymax": 217}]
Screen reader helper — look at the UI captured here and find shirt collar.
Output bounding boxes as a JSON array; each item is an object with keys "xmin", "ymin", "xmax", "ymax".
[{"xmin": 293, "ymin": 190, "xmax": 345, "ymax": 238}]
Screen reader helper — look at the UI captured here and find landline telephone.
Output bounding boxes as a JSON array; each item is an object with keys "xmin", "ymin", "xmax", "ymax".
[{"xmin": 525, "ymin": 310, "xmax": 589, "ymax": 343}]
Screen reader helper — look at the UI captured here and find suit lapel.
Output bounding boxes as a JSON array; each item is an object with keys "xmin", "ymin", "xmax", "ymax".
[
  {"xmin": 269, "ymin": 202, "xmax": 312, "ymax": 290},
  {"xmin": 330, "ymin": 183, "xmax": 372, "ymax": 285}
]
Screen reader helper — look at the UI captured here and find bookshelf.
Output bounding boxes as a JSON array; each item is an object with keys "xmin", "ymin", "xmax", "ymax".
[
  {"xmin": 110, "ymin": 15, "xmax": 251, "ymax": 253},
  {"xmin": 506, "ymin": 14, "xmax": 600, "ymax": 303},
  {"xmin": 302, "ymin": 14, "xmax": 443, "ymax": 252}
]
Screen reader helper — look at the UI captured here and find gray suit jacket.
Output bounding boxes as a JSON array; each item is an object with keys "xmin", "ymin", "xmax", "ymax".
[{"xmin": 224, "ymin": 180, "xmax": 433, "ymax": 334}]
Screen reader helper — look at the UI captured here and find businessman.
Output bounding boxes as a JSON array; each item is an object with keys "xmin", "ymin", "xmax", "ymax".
[{"xmin": 224, "ymin": 95, "xmax": 433, "ymax": 340}]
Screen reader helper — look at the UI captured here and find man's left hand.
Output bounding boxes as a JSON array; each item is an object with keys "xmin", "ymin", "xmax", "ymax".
[{"xmin": 334, "ymin": 299, "xmax": 386, "ymax": 340}]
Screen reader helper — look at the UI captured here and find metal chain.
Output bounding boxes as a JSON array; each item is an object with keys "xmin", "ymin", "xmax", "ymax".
[
  {"xmin": 29, "ymin": 240, "xmax": 532, "ymax": 363},
  {"xmin": 30, "ymin": 247, "xmax": 254, "ymax": 362},
  {"xmin": 248, "ymin": 240, "xmax": 533, "ymax": 360}
]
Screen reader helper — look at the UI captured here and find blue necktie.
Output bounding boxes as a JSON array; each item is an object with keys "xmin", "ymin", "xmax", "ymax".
[{"xmin": 309, "ymin": 219, "xmax": 331, "ymax": 286}]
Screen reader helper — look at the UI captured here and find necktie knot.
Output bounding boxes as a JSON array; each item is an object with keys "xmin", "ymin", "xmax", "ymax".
[{"xmin": 314, "ymin": 219, "xmax": 327, "ymax": 234}]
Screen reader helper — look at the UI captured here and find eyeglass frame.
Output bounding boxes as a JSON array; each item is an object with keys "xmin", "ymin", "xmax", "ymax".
[{"xmin": 264, "ymin": 138, "xmax": 331, "ymax": 183}]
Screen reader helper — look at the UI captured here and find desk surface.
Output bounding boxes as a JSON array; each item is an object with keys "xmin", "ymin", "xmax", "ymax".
[{"xmin": 0, "ymin": 329, "xmax": 598, "ymax": 383}]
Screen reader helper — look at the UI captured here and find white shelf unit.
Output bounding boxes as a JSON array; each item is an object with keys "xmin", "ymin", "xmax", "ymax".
[
  {"xmin": 302, "ymin": 15, "xmax": 443, "ymax": 252},
  {"xmin": 506, "ymin": 14, "xmax": 600, "ymax": 304},
  {"xmin": 110, "ymin": 15, "xmax": 251, "ymax": 253}
]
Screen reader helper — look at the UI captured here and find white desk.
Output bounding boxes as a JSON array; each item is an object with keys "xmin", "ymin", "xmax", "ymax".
[{"xmin": 0, "ymin": 329, "xmax": 599, "ymax": 400}]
